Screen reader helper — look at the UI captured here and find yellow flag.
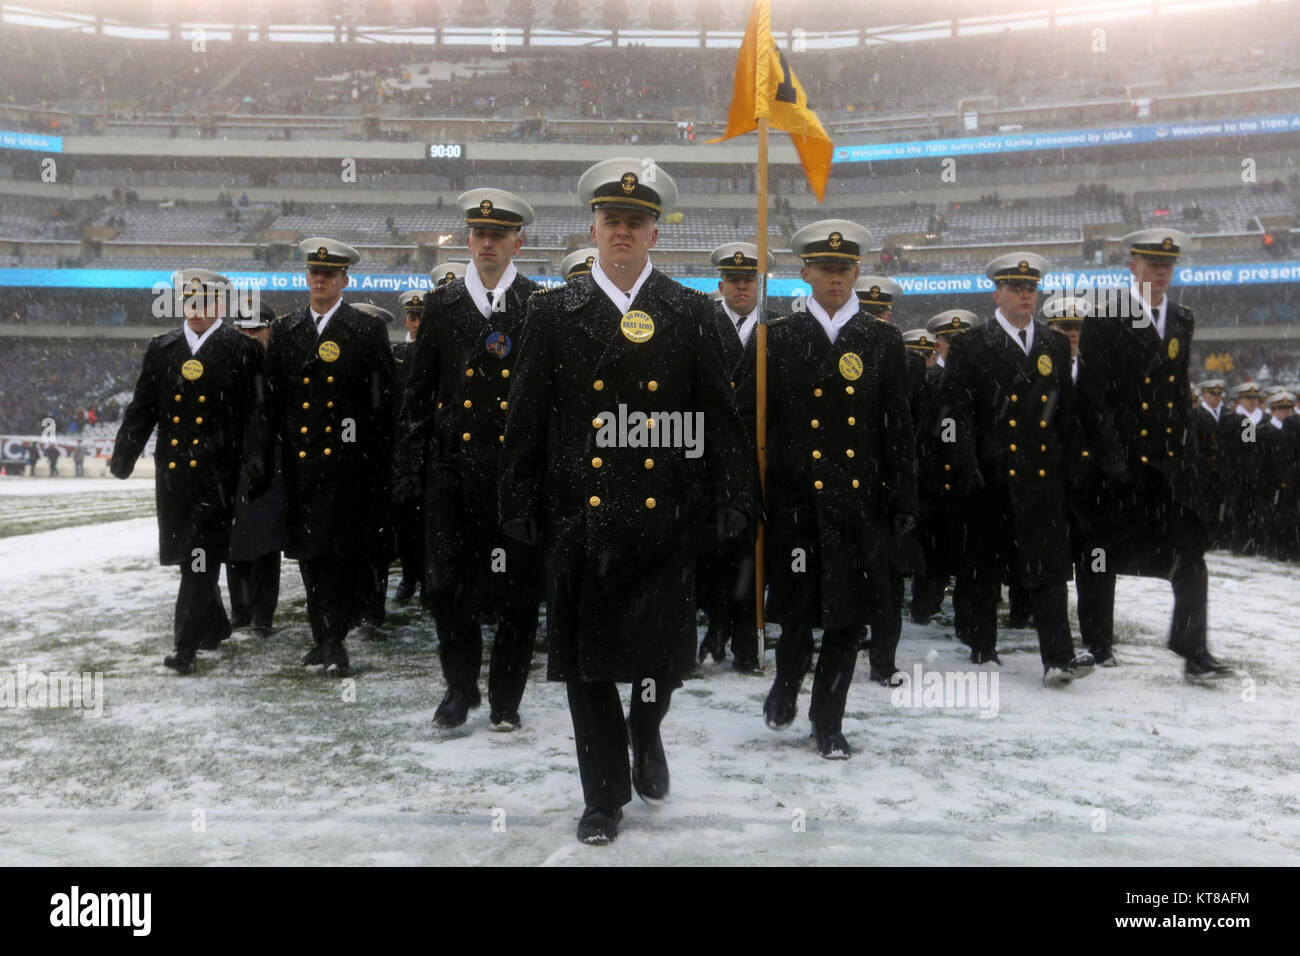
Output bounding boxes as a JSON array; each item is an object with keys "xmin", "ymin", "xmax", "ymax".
[{"xmin": 709, "ymin": 0, "xmax": 833, "ymax": 201}]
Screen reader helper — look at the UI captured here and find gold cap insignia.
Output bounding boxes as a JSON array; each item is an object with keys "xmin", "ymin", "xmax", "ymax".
[
  {"xmin": 1018, "ymin": 260, "xmax": 1029, "ymax": 272},
  {"xmin": 870, "ymin": 286, "xmax": 881, "ymax": 298},
  {"xmin": 620, "ymin": 172, "xmax": 638, "ymax": 194},
  {"xmin": 734, "ymin": 251, "xmax": 745, "ymax": 264},
  {"xmin": 585, "ymin": 256, "xmax": 594, "ymax": 268},
  {"xmin": 828, "ymin": 231, "xmax": 843, "ymax": 249},
  {"xmin": 480, "ymin": 199, "xmax": 493, "ymax": 216},
  {"xmin": 317, "ymin": 246, "xmax": 328, "ymax": 258},
  {"xmin": 1162, "ymin": 237, "xmax": 1173, "ymax": 249}
]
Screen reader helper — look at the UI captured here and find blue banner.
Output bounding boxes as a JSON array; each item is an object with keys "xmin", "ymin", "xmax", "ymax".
[
  {"xmin": 3, "ymin": 263, "xmax": 1300, "ymax": 295},
  {"xmin": 0, "ymin": 130, "xmax": 63, "ymax": 153},
  {"xmin": 833, "ymin": 113, "xmax": 1300, "ymax": 164}
]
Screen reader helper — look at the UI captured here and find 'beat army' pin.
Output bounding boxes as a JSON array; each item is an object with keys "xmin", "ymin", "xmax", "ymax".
[
  {"xmin": 181, "ymin": 359, "xmax": 204, "ymax": 381},
  {"xmin": 839, "ymin": 353, "xmax": 863, "ymax": 381},
  {"xmin": 1037, "ymin": 354, "xmax": 1053, "ymax": 376},
  {"xmin": 319, "ymin": 341, "xmax": 341, "ymax": 362},
  {"xmin": 621, "ymin": 310, "xmax": 655, "ymax": 343}
]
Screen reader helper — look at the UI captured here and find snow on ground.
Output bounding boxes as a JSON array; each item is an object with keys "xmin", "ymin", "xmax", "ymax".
[{"xmin": 0, "ymin": 480, "xmax": 1297, "ymax": 865}]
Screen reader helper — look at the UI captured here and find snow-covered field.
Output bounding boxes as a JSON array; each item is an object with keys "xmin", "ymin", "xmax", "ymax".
[{"xmin": 1, "ymin": 477, "xmax": 1297, "ymax": 865}]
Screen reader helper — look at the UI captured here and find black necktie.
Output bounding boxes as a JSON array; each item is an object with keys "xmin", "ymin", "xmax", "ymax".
[{"xmin": 1018, "ymin": 329, "xmax": 1028, "ymax": 351}]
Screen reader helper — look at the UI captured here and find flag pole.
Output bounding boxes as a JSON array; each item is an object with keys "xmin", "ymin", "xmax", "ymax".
[{"xmin": 754, "ymin": 115, "xmax": 769, "ymax": 672}]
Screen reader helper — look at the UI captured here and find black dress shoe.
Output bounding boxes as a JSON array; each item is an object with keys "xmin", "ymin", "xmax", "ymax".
[
  {"xmin": 813, "ymin": 724, "xmax": 852, "ymax": 760},
  {"xmin": 163, "ymin": 651, "xmax": 196, "ymax": 674},
  {"xmin": 733, "ymin": 656, "xmax": 761, "ymax": 674},
  {"xmin": 197, "ymin": 630, "xmax": 229, "ymax": 651},
  {"xmin": 577, "ymin": 806, "xmax": 623, "ymax": 846},
  {"xmin": 301, "ymin": 644, "xmax": 324, "ymax": 666},
  {"xmin": 698, "ymin": 627, "xmax": 727, "ymax": 664},
  {"xmin": 489, "ymin": 709, "xmax": 521, "ymax": 732},
  {"xmin": 1068, "ymin": 650, "xmax": 1096, "ymax": 679},
  {"xmin": 869, "ymin": 665, "xmax": 904, "ymax": 687},
  {"xmin": 628, "ymin": 723, "xmax": 669, "ymax": 803},
  {"xmin": 322, "ymin": 641, "xmax": 349, "ymax": 677},
  {"xmin": 434, "ymin": 688, "xmax": 473, "ymax": 728},
  {"xmin": 970, "ymin": 648, "xmax": 1002, "ymax": 665},
  {"xmin": 763, "ymin": 678, "xmax": 799, "ymax": 730},
  {"xmin": 1090, "ymin": 648, "xmax": 1118, "ymax": 667},
  {"xmin": 1185, "ymin": 653, "xmax": 1234, "ymax": 684}
]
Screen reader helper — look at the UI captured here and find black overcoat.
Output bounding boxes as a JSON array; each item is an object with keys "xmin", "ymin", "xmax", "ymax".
[
  {"xmin": 397, "ymin": 273, "xmax": 544, "ymax": 611},
  {"xmin": 264, "ymin": 303, "xmax": 396, "ymax": 560},
  {"xmin": 1076, "ymin": 294, "xmax": 1204, "ymax": 571},
  {"xmin": 941, "ymin": 318, "xmax": 1078, "ymax": 587},
  {"xmin": 498, "ymin": 269, "xmax": 750, "ymax": 683},
  {"xmin": 111, "ymin": 323, "xmax": 265, "ymax": 566},
  {"xmin": 739, "ymin": 311, "xmax": 917, "ymax": 629}
]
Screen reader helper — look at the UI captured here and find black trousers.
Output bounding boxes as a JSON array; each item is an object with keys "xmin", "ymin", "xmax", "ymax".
[
  {"xmin": 436, "ymin": 603, "xmax": 540, "ymax": 713},
  {"xmin": 174, "ymin": 564, "xmax": 229, "ymax": 653},
  {"xmin": 957, "ymin": 561, "xmax": 1075, "ymax": 668},
  {"xmin": 299, "ymin": 555, "xmax": 366, "ymax": 645},
  {"xmin": 1076, "ymin": 552, "xmax": 1209, "ymax": 660},
  {"xmin": 393, "ymin": 499, "xmax": 424, "ymax": 589},
  {"xmin": 1075, "ymin": 554, "xmax": 1114, "ymax": 659},
  {"xmin": 910, "ymin": 521, "xmax": 948, "ymax": 624},
  {"xmin": 566, "ymin": 672, "xmax": 674, "ymax": 811},
  {"xmin": 698, "ymin": 535, "xmax": 758, "ymax": 662},
  {"xmin": 356, "ymin": 561, "xmax": 387, "ymax": 625},
  {"xmin": 869, "ymin": 572, "xmax": 904, "ymax": 674},
  {"xmin": 226, "ymin": 552, "xmax": 281, "ymax": 628},
  {"xmin": 773, "ymin": 625, "xmax": 859, "ymax": 734}
]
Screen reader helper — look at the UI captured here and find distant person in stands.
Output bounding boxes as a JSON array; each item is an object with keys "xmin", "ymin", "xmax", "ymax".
[
  {"xmin": 44, "ymin": 443, "xmax": 60, "ymax": 476},
  {"xmin": 27, "ymin": 442, "xmax": 40, "ymax": 476},
  {"xmin": 72, "ymin": 440, "xmax": 87, "ymax": 478}
]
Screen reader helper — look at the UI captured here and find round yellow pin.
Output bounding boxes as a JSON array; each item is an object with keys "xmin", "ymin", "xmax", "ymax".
[
  {"xmin": 838, "ymin": 352, "xmax": 863, "ymax": 381},
  {"xmin": 318, "ymin": 340, "xmax": 341, "ymax": 362},
  {"xmin": 620, "ymin": 310, "xmax": 655, "ymax": 343},
  {"xmin": 1037, "ymin": 354, "xmax": 1053, "ymax": 376},
  {"xmin": 1167, "ymin": 338, "xmax": 1180, "ymax": 360},
  {"xmin": 181, "ymin": 359, "xmax": 204, "ymax": 381}
]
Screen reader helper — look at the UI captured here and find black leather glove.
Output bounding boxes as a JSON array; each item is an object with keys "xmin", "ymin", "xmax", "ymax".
[
  {"xmin": 392, "ymin": 473, "xmax": 422, "ymax": 504},
  {"xmin": 714, "ymin": 505, "xmax": 748, "ymax": 541},
  {"xmin": 243, "ymin": 453, "xmax": 270, "ymax": 501},
  {"xmin": 893, "ymin": 513, "xmax": 917, "ymax": 539},
  {"xmin": 501, "ymin": 516, "xmax": 541, "ymax": 548},
  {"xmin": 109, "ymin": 456, "xmax": 133, "ymax": 480}
]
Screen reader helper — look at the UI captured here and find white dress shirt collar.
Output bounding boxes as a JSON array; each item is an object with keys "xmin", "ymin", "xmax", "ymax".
[
  {"xmin": 722, "ymin": 302, "xmax": 760, "ymax": 348},
  {"xmin": 591, "ymin": 257, "xmax": 653, "ymax": 315},
  {"xmin": 183, "ymin": 318, "xmax": 223, "ymax": 356},
  {"xmin": 1269, "ymin": 415, "xmax": 1283, "ymax": 430},
  {"xmin": 312, "ymin": 297, "xmax": 343, "ymax": 336},
  {"xmin": 1130, "ymin": 282, "xmax": 1167, "ymax": 340},
  {"xmin": 805, "ymin": 296, "xmax": 859, "ymax": 345},
  {"xmin": 994, "ymin": 308, "xmax": 1034, "ymax": 355},
  {"xmin": 465, "ymin": 260, "xmax": 518, "ymax": 320},
  {"xmin": 1200, "ymin": 400, "xmax": 1221, "ymax": 422}
]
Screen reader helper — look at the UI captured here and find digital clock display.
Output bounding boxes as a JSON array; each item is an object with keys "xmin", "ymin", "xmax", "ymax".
[{"xmin": 427, "ymin": 143, "xmax": 465, "ymax": 159}]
